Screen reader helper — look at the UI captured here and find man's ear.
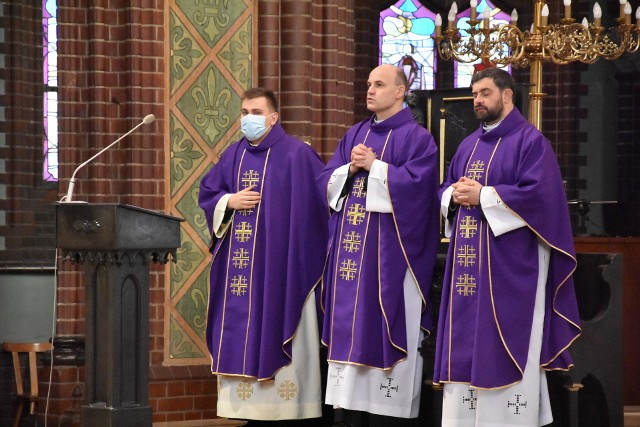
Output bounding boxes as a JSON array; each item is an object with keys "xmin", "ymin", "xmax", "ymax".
[
  {"xmin": 397, "ymin": 85, "xmax": 407, "ymax": 100},
  {"xmin": 503, "ymin": 88, "xmax": 514, "ymax": 105},
  {"xmin": 269, "ymin": 111, "xmax": 279, "ymax": 126}
]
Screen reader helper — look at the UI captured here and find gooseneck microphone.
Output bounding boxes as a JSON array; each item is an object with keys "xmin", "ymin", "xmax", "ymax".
[{"xmin": 62, "ymin": 114, "xmax": 156, "ymax": 202}]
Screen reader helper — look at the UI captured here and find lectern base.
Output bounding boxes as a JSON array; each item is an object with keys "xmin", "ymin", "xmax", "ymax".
[{"xmin": 81, "ymin": 404, "xmax": 152, "ymax": 427}]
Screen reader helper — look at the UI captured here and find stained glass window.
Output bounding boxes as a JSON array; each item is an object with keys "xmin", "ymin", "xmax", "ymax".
[
  {"xmin": 43, "ymin": 0, "xmax": 58, "ymax": 181},
  {"xmin": 454, "ymin": 0, "xmax": 511, "ymax": 88},
  {"xmin": 379, "ymin": 0, "xmax": 437, "ymax": 91}
]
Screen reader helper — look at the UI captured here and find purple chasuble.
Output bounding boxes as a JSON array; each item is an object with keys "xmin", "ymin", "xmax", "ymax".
[
  {"xmin": 318, "ymin": 108, "xmax": 440, "ymax": 369},
  {"xmin": 199, "ymin": 122, "xmax": 328, "ymax": 380},
  {"xmin": 434, "ymin": 108, "xmax": 581, "ymax": 389}
]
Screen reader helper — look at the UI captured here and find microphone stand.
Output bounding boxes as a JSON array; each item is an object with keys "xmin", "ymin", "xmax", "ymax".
[
  {"xmin": 567, "ymin": 198, "xmax": 618, "ymax": 236},
  {"xmin": 62, "ymin": 114, "xmax": 155, "ymax": 202}
]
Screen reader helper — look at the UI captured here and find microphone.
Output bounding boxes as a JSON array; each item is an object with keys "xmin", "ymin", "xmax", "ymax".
[{"xmin": 62, "ymin": 114, "xmax": 156, "ymax": 202}]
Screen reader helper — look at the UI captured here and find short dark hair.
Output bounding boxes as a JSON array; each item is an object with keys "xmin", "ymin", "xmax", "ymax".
[
  {"xmin": 242, "ymin": 87, "xmax": 278, "ymax": 112},
  {"xmin": 395, "ymin": 67, "xmax": 408, "ymax": 91},
  {"xmin": 471, "ymin": 68, "xmax": 516, "ymax": 99}
]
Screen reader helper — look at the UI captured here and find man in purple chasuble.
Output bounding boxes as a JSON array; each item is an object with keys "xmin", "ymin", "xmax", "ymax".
[
  {"xmin": 434, "ymin": 68, "xmax": 581, "ymax": 426},
  {"xmin": 198, "ymin": 88, "xmax": 328, "ymax": 422},
  {"xmin": 318, "ymin": 64, "xmax": 440, "ymax": 425}
]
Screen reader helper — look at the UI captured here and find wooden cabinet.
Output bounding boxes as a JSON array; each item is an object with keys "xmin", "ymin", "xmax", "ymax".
[{"xmin": 575, "ymin": 237, "xmax": 640, "ymax": 406}]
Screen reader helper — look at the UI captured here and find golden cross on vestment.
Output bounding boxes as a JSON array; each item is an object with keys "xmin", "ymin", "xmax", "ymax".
[
  {"xmin": 342, "ymin": 231, "xmax": 362, "ymax": 253},
  {"xmin": 241, "ymin": 170, "xmax": 260, "ymax": 189},
  {"xmin": 230, "ymin": 275, "xmax": 248, "ymax": 296},
  {"xmin": 352, "ymin": 177, "xmax": 367, "ymax": 198},
  {"xmin": 278, "ymin": 380, "xmax": 298, "ymax": 401},
  {"xmin": 467, "ymin": 160, "xmax": 485, "ymax": 181},
  {"xmin": 232, "ymin": 248, "xmax": 250, "ymax": 269},
  {"xmin": 339, "ymin": 259, "xmax": 358, "ymax": 281},
  {"xmin": 455, "ymin": 273, "xmax": 477, "ymax": 297},
  {"xmin": 457, "ymin": 244, "xmax": 477, "ymax": 267},
  {"xmin": 346, "ymin": 203, "xmax": 366, "ymax": 226},
  {"xmin": 459, "ymin": 216, "xmax": 478, "ymax": 239},
  {"xmin": 236, "ymin": 382, "xmax": 253, "ymax": 400},
  {"xmin": 234, "ymin": 221, "xmax": 253, "ymax": 242}
]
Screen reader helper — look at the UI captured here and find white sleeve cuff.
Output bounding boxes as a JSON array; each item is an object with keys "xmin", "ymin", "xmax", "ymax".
[
  {"xmin": 366, "ymin": 160, "xmax": 392, "ymax": 213},
  {"xmin": 441, "ymin": 186, "xmax": 455, "ymax": 238},
  {"xmin": 480, "ymin": 186, "xmax": 526, "ymax": 237},
  {"xmin": 213, "ymin": 193, "xmax": 233, "ymax": 238},
  {"xmin": 327, "ymin": 163, "xmax": 351, "ymax": 212}
]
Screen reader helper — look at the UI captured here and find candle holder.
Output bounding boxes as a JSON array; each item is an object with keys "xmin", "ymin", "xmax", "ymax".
[{"xmin": 434, "ymin": 0, "xmax": 640, "ymax": 130}]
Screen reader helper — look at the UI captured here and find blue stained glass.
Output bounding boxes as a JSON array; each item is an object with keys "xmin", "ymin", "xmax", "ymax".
[
  {"xmin": 379, "ymin": 0, "xmax": 437, "ymax": 91},
  {"xmin": 454, "ymin": 0, "xmax": 511, "ymax": 88}
]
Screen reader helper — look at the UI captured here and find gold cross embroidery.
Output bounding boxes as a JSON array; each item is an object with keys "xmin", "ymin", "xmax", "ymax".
[
  {"xmin": 241, "ymin": 170, "xmax": 260, "ymax": 189},
  {"xmin": 455, "ymin": 273, "xmax": 477, "ymax": 297},
  {"xmin": 459, "ymin": 216, "xmax": 478, "ymax": 239},
  {"xmin": 467, "ymin": 160, "xmax": 485, "ymax": 181},
  {"xmin": 339, "ymin": 259, "xmax": 358, "ymax": 281},
  {"xmin": 232, "ymin": 248, "xmax": 250, "ymax": 269},
  {"xmin": 230, "ymin": 275, "xmax": 248, "ymax": 296},
  {"xmin": 342, "ymin": 231, "xmax": 362, "ymax": 253},
  {"xmin": 346, "ymin": 203, "xmax": 366, "ymax": 226},
  {"xmin": 278, "ymin": 380, "xmax": 298, "ymax": 401},
  {"xmin": 457, "ymin": 245, "xmax": 477, "ymax": 267},
  {"xmin": 352, "ymin": 177, "xmax": 367, "ymax": 198},
  {"xmin": 234, "ymin": 221, "xmax": 253, "ymax": 242},
  {"xmin": 236, "ymin": 382, "xmax": 253, "ymax": 400},
  {"xmin": 238, "ymin": 208, "xmax": 254, "ymax": 216}
]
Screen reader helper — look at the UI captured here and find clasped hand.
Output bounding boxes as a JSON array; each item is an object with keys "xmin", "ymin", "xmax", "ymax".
[
  {"xmin": 228, "ymin": 186, "xmax": 261, "ymax": 210},
  {"xmin": 451, "ymin": 177, "xmax": 483, "ymax": 208},
  {"xmin": 349, "ymin": 143, "xmax": 376, "ymax": 175}
]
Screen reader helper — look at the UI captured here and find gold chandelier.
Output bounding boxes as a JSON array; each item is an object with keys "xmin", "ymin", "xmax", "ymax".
[{"xmin": 434, "ymin": 0, "xmax": 640, "ymax": 129}]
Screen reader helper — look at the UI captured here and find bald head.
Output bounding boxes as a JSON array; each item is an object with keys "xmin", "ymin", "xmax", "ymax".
[{"xmin": 366, "ymin": 64, "xmax": 407, "ymax": 121}]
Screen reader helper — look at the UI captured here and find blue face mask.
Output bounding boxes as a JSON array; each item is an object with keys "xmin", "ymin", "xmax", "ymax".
[{"xmin": 241, "ymin": 113, "xmax": 275, "ymax": 142}]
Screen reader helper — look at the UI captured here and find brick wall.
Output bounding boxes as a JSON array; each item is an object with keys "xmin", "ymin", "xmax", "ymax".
[
  {"xmin": 607, "ymin": 63, "xmax": 640, "ymax": 235},
  {"xmin": 46, "ymin": 1, "xmax": 362, "ymax": 425},
  {"xmin": 2, "ymin": 1, "xmax": 639, "ymax": 425},
  {"xmin": 51, "ymin": 1, "xmax": 220, "ymax": 425},
  {"xmin": 258, "ymin": 0, "xmax": 355, "ymax": 160},
  {"xmin": 0, "ymin": 2, "xmax": 57, "ymax": 268},
  {"xmin": 354, "ymin": 0, "xmax": 381, "ymax": 123}
]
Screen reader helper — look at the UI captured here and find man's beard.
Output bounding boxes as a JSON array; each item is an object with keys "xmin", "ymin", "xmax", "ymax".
[{"xmin": 475, "ymin": 102, "xmax": 503, "ymax": 124}]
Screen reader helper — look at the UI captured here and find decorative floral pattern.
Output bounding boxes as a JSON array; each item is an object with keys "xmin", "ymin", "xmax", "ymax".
[{"xmin": 166, "ymin": 0, "xmax": 254, "ymax": 364}]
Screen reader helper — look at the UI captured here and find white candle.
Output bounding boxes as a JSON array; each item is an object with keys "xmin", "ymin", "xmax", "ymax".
[
  {"xmin": 448, "ymin": 2, "xmax": 458, "ymax": 30},
  {"xmin": 594, "ymin": 2, "xmax": 602, "ymax": 27},
  {"xmin": 620, "ymin": 0, "xmax": 627, "ymax": 21},
  {"xmin": 624, "ymin": 2, "xmax": 632, "ymax": 24},
  {"xmin": 541, "ymin": 4, "xmax": 549, "ymax": 26},
  {"xmin": 564, "ymin": 0, "xmax": 572, "ymax": 20}
]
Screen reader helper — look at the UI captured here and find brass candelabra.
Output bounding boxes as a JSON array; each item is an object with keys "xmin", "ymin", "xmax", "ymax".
[{"xmin": 434, "ymin": 0, "xmax": 640, "ymax": 130}]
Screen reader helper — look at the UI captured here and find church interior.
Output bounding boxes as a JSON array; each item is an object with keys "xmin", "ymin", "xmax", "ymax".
[{"xmin": 0, "ymin": 0, "xmax": 639, "ymax": 426}]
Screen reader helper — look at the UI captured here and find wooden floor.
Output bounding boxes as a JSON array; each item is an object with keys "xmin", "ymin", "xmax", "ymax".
[
  {"xmin": 626, "ymin": 406, "xmax": 640, "ymax": 427},
  {"xmin": 153, "ymin": 420, "xmax": 246, "ymax": 427},
  {"xmin": 154, "ymin": 408, "xmax": 640, "ymax": 427}
]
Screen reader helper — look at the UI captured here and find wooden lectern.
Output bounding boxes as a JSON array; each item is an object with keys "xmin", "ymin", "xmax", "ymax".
[{"xmin": 55, "ymin": 203, "xmax": 182, "ymax": 427}]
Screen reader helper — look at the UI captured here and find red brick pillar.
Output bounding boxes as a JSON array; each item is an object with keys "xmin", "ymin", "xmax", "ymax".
[{"xmin": 258, "ymin": 0, "xmax": 355, "ymax": 160}]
